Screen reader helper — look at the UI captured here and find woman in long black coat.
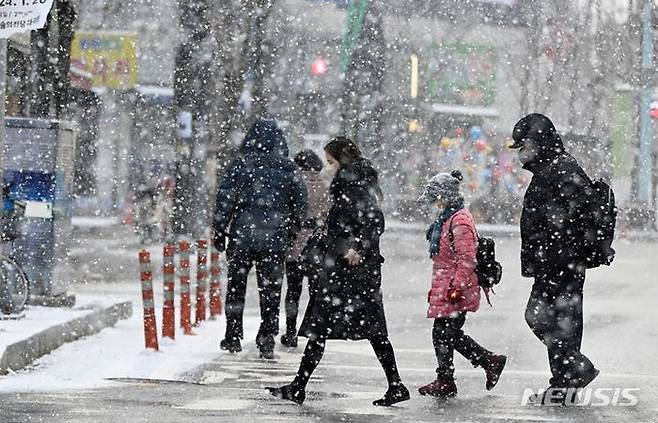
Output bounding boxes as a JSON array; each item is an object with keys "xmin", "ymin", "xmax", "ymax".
[{"xmin": 267, "ymin": 137, "xmax": 409, "ymax": 406}]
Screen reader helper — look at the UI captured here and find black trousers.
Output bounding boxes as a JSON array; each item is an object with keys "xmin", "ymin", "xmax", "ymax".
[
  {"xmin": 224, "ymin": 249, "xmax": 284, "ymax": 346},
  {"xmin": 292, "ymin": 336, "xmax": 402, "ymax": 390},
  {"xmin": 525, "ymin": 266, "xmax": 594, "ymax": 387},
  {"xmin": 283, "ymin": 260, "xmax": 319, "ymax": 336},
  {"xmin": 433, "ymin": 312, "xmax": 490, "ymax": 378}
]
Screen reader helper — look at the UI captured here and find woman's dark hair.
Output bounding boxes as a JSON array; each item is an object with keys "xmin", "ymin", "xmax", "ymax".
[
  {"xmin": 293, "ymin": 149, "xmax": 323, "ymax": 172},
  {"xmin": 324, "ymin": 136, "xmax": 363, "ymax": 166},
  {"xmin": 325, "ymin": 136, "xmax": 383, "ymax": 201}
]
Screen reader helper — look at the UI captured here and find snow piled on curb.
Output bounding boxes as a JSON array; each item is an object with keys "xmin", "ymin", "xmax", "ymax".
[
  {"xmin": 0, "ymin": 307, "xmax": 91, "ymax": 353},
  {"xmin": 0, "ymin": 310, "xmax": 260, "ymax": 392}
]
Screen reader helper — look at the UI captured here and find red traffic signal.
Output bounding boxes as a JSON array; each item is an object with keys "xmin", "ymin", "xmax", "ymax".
[{"xmin": 311, "ymin": 57, "xmax": 328, "ymax": 76}]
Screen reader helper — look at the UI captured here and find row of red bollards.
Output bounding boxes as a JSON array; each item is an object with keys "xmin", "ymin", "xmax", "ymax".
[{"xmin": 138, "ymin": 240, "xmax": 224, "ymax": 351}]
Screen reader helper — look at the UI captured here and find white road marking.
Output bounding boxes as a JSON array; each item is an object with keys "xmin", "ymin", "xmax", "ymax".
[
  {"xmin": 479, "ymin": 415, "xmax": 568, "ymax": 422},
  {"xmin": 174, "ymin": 398, "xmax": 254, "ymax": 411}
]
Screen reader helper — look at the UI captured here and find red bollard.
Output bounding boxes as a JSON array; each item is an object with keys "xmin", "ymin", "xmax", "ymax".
[
  {"xmin": 139, "ymin": 250, "xmax": 159, "ymax": 351},
  {"xmin": 179, "ymin": 241, "xmax": 194, "ymax": 335},
  {"xmin": 162, "ymin": 244, "xmax": 176, "ymax": 340},
  {"xmin": 195, "ymin": 239, "xmax": 208, "ymax": 325},
  {"xmin": 209, "ymin": 247, "xmax": 223, "ymax": 318}
]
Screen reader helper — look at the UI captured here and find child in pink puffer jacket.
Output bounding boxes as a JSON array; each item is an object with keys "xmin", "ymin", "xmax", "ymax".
[{"xmin": 416, "ymin": 170, "xmax": 507, "ymax": 399}]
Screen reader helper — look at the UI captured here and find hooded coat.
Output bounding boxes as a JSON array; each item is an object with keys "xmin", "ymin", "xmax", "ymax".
[
  {"xmin": 298, "ymin": 160, "xmax": 388, "ymax": 340},
  {"xmin": 213, "ymin": 120, "xmax": 308, "ymax": 254},
  {"xmin": 515, "ymin": 114, "xmax": 598, "ymax": 277}
]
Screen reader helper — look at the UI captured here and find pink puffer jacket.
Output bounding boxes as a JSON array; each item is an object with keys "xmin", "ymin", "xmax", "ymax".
[{"xmin": 427, "ymin": 209, "xmax": 481, "ymax": 319}]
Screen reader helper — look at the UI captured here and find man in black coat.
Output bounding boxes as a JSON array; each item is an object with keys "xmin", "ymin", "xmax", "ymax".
[
  {"xmin": 213, "ymin": 119, "xmax": 307, "ymax": 359},
  {"xmin": 510, "ymin": 113, "xmax": 599, "ymax": 402}
]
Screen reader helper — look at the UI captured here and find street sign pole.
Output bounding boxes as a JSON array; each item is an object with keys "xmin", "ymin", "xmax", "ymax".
[
  {"xmin": 0, "ymin": 38, "xmax": 6, "ymax": 188},
  {"xmin": 0, "ymin": 38, "xmax": 6, "ymax": 211},
  {"xmin": 638, "ymin": 0, "xmax": 654, "ymax": 206}
]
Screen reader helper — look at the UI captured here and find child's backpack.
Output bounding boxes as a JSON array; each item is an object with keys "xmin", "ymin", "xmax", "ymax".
[
  {"xmin": 447, "ymin": 221, "xmax": 503, "ymax": 290},
  {"xmin": 475, "ymin": 237, "xmax": 502, "ymax": 289}
]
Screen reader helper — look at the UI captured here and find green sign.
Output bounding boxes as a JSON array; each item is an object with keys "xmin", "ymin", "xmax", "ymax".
[
  {"xmin": 340, "ymin": 0, "xmax": 369, "ymax": 72},
  {"xmin": 611, "ymin": 90, "xmax": 634, "ymax": 178},
  {"xmin": 424, "ymin": 42, "xmax": 497, "ymax": 106}
]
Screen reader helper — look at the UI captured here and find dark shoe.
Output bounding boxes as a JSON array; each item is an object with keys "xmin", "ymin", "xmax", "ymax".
[
  {"xmin": 373, "ymin": 383, "xmax": 410, "ymax": 406},
  {"xmin": 266, "ymin": 384, "xmax": 306, "ymax": 405},
  {"xmin": 259, "ymin": 345, "xmax": 275, "ymax": 360},
  {"xmin": 482, "ymin": 354, "xmax": 507, "ymax": 390},
  {"xmin": 220, "ymin": 338, "xmax": 242, "ymax": 353},
  {"xmin": 527, "ymin": 387, "xmax": 568, "ymax": 405},
  {"xmin": 280, "ymin": 333, "xmax": 298, "ymax": 348},
  {"xmin": 418, "ymin": 377, "xmax": 457, "ymax": 399},
  {"xmin": 257, "ymin": 335, "xmax": 275, "ymax": 359},
  {"xmin": 572, "ymin": 367, "xmax": 600, "ymax": 389}
]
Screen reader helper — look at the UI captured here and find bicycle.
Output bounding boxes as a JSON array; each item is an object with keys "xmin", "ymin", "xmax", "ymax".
[{"xmin": 0, "ymin": 253, "xmax": 29, "ymax": 315}]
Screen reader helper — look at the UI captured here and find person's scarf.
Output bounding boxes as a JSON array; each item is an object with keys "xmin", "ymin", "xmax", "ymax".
[{"xmin": 426, "ymin": 197, "xmax": 465, "ymax": 258}]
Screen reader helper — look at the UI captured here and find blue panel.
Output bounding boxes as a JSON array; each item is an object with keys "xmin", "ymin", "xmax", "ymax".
[{"xmin": 4, "ymin": 170, "xmax": 56, "ymax": 202}]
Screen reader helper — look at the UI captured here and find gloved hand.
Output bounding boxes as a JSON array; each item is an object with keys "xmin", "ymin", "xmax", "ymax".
[{"xmin": 212, "ymin": 231, "xmax": 226, "ymax": 252}]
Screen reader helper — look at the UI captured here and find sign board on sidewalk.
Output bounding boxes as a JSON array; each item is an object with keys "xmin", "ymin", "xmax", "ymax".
[
  {"xmin": 176, "ymin": 111, "xmax": 192, "ymax": 139},
  {"xmin": 0, "ymin": 0, "xmax": 54, "ymax": 39},
  {"xmin": 70, "ymin": 31, "xmax": 138, "ymax": 89}
]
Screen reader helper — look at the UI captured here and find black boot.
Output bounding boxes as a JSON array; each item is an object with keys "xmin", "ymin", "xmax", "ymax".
[
  {"xmin": 572, "ymin": 367, "xmax": 600, "ymax": 389},
  {"xmin": 481, "ymin": 354, "xmax": 507, "ymax": 390},
  {"xmin": 257, "ymin": 335, "xmax": 275, "ymax": 360},
  {"xmin": 373, "ymin": 383, "xmax": 410, "ymax": 406},
  {"xmin": 266, "ymin": 383, "xmax": 306, "ymax": 405},
  {"xmin": 220, "ymin": 337, "xmax": 242, "ymax": 353},
  {"xmin": 280, "ymin": 333, "xmax": 298, "ymax": 348},
  {"xmin": 528, "ymin": 387, "xmax": 569, "ymax": 405}
]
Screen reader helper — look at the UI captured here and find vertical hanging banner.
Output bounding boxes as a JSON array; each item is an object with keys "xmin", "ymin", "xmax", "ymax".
[
  {"xmin": 339, "ymin": 0, "xmax": 369, "ymax": 72},
  {"xmin": 0, "ymin": 0, "xmax": 54, "ymax": 38}
]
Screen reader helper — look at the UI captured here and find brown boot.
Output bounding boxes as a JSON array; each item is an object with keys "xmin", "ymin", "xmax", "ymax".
[{"xmin": 418, "ymin": 377, "xmax": 457, "ymax": 399}]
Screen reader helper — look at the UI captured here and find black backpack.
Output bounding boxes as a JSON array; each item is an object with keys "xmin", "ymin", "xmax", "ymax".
[
  {"xmin": 475, "ymin": 237, "xmax": 503, "ymax": 289},
  {"xmin": 583, "ymin": 178, "xmax": 617, "ymax": 268},
  {"xmin": 447, "ymin": 221, "xmax": 502, "ymax": 289}
]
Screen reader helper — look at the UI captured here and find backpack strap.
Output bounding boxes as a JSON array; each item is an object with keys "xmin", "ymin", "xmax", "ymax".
[{"xmin": 447, "ymin": 211, "xmax": 479, "ymax": 251}]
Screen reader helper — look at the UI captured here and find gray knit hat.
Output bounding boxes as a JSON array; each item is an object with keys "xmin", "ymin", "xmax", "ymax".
[{"xmin": 417, "ymin": 170, "xmax": 463, "ymax": 204}]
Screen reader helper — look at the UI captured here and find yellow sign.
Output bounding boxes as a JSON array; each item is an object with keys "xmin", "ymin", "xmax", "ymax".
[
  {"xmin": 70, "ymin": 31, "xmax": 138, "ymax": 89},
  {"xmin": 408, "ymin": 119, "xmax": 422, "ymax": 133}
]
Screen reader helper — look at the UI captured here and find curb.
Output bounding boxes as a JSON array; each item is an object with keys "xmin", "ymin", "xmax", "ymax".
[
  {"xmin": 0, "ymin": 301, "xmax": 133, "ymax": 375},
  {"xmin": 386, "ymin": 220, "xmax": 520, "ymax": 238}
]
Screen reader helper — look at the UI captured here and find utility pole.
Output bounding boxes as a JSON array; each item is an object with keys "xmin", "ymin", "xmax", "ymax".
[
  {"xmin": 173, "ymin": 0, "xmax": 213, "ymax": 238},
  {"xmin": 638, "ymin": 0, "xmax": 654, "ymax": 207}
]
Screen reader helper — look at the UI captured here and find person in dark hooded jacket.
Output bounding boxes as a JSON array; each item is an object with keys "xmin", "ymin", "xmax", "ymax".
[
  {"xmin": 510, "ymin": 113, "xmax": 600, "ymax": 403},
  {"xmin": 266, "ymin": 136, "xmax": 409, "ymax": 407},
  {"xmin": 213, "ymin": 119, "xmax": 308, "ymax": 359}
]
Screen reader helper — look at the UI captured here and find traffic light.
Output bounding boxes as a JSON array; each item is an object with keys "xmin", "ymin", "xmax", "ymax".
[{"xmin": 311, "ymin": 57, "xmax": 328, "ymax": 76}]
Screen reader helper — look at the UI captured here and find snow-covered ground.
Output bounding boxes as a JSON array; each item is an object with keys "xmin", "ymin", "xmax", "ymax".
[
  {"xmin": 0, "ymin": 307, "xmax": 91, "ymax": 354},
  {"xmin": 1, "ymin": 224, "xmax": 656, "ymax": 422},
  {"xmin": 0, "ymin": 310, "xmax": 260, "ymax": 392}
]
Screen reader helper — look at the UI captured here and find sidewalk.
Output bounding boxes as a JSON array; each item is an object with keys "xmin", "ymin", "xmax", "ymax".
[
  {"xmin": 386, "ymin": 219, "xmax": 658, "ymax": 241},
  {"xmin": 0, "ymin": 300, "xmax": 132, "ymax": 375}
]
